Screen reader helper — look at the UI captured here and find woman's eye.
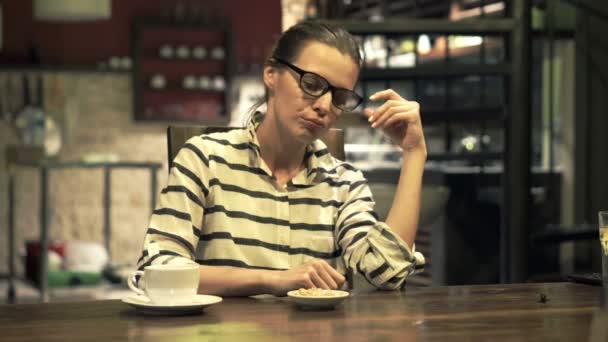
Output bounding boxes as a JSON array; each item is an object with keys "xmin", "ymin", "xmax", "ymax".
[
  {"xmin": 333, "ymin": 92, "xmax": 347, "ymax": 105},
  {"xmin": 301, "ymin": 75, "xmax": 326, "ymax": 93}
]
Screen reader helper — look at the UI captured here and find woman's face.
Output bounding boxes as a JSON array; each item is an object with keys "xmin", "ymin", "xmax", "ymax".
[{"xmin": 264, "ymin": 41, "xmax": 359, "ymax": 144}]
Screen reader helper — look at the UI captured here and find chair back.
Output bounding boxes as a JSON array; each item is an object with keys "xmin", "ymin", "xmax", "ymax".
[{"xmin": 167, "ymin": 126, "xmax": 345, "ymax": 172}]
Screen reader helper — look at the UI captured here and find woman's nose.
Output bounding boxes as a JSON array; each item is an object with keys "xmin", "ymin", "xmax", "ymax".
[{"xmin": 313, "ymin": 91, "xmax": 332, "ymax": 116}]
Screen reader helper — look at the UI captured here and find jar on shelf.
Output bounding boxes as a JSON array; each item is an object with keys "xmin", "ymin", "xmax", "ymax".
[
  {"xmin": 210, "ymin": 46, "xmax": 225, "ymax": 60},
  {"xmin": 182, "ymin": 75, "xmax": 197, "ymax": 89},
  {"xmin": 176, "ymin": 45, "xmax": 190, "ymax": 59},
  {"xmin": 150, "ymin": 74, "xmax": 167, "ymax": 89},
  {"xmin": 120, "ymin": 57, "xmax": 132, "ymax": 69},
  {"xmin": 198, "ymin": 76, "xmax": 211, "ymax": 90},
  {"xmin": 212, "ymin": 75, "xmax": 226, "ymax": 91},
  {"xmin": 192, "ymin": 45, "xmax": 207, "ymax": 59},
  {"xmin": 109, "ymin": 56, "xmax": 121, "ymax": 69},
  {"xmin": 159, "ymin": 44, "xmax": 174, "ymax": 59}
]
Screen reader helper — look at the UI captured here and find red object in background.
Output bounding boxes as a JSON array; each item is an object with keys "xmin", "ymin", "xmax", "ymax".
[
  {"xmin": 0, "ymin": 0, "xmax": 281, "ymax": 66},
  {"xmin": 142, "ymin": 90, "xmax": 223, "ymax": 121},
  {"xmin": 135, "ymin": 23, "xmax": 229, "ymax": 122},
  {"xmin": 25, "ymin": 240, "xmax": 65, "ymax": 285}
]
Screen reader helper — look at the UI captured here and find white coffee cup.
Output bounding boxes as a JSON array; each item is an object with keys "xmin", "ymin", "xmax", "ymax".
[{"xmin": 127, "ymin": 264, "xmax": 200, "ymax": 305}]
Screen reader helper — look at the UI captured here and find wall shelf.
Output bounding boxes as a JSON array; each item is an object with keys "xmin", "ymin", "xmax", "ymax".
[
  {"xmin": 131, "ymin": 18, "xmax": 233, "ymax": 124},
  {"xmin": 0, "ymin": 65, "xmax": 130, "ymax": 74},
  {"xmin": 361, "ymin": 64, "xmax": 511, "ymax": 79}
]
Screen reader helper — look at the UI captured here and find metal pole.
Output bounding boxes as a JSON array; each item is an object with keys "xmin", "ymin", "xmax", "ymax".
[
  {"xmin": 445, "ymin": 34, "xmax": 452, "ymax": 154},
  {"xmin": 103, "ymin": 166, "xmax": 111, "ymax": 260},
  {"xmin": 479, "ymin": 0, "xmax": 488, "ymax": 171},
  {"xmin": 502, "ymin": 0, "xmax": 532, "ymax": 283},
  {"xmin": 547, "ymin": 0, "xmax": 556, "ymax": 172},
  {"xmin": 573, "ymin": 0, "xmax": 590, "ymax": 223},
  {"xmin": 8, "ymin": 173, "xmax": 16, "ymax": 303}
]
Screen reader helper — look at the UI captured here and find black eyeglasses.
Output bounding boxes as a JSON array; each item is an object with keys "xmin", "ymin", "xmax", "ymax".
[{"xmin": 272, "ymin": 57, "xmax": 362, "ymax": 112}]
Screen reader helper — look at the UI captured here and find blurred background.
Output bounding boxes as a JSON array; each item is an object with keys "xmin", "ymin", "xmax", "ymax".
[{"xmin": 0, "ymin": 0, "xmax": 607, "ymax": 302}]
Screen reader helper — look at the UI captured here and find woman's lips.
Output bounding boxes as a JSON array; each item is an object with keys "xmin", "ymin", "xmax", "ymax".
[{"xmin": 301, "ymin": 118, "xmax": 325, "ymax": 131}]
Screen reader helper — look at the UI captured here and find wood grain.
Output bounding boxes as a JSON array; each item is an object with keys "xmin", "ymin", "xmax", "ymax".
[{"xmin": 0, "ymin": 283, "xmax": 603, "ymax": 341}]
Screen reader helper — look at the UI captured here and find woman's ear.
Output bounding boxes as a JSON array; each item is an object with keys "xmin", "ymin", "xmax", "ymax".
[{"xmin": 263, "ymin": 65, "xmax": 278, "ymax": 91}]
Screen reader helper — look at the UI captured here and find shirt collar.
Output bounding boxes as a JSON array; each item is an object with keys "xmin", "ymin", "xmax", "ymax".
[{"xmin": 245, "ymin": 112, "xmax": 341, "ymax": 185}]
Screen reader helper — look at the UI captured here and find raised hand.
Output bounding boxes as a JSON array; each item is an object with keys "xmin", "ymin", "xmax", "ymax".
[{"xmin": 363, "ymin": 89, "xmax": 427, "ymax": 155}]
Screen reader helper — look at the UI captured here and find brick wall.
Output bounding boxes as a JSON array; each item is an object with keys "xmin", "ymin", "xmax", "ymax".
[{"xmin": 0, "ymin": 72, "xmax": 168, "ymax": 275}]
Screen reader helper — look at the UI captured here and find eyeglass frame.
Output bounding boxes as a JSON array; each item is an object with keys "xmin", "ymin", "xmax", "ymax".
[{"xmin": 271, "ymin": 56, "xmax": 363, "ymax": 112}]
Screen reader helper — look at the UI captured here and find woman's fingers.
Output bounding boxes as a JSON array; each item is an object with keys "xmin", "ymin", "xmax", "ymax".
[
  {"xmin": 367, "ymin": 99, "xmax": 403, "ymax": 120},
  {"xmin": 370, "ymin": 105, "xmax": 413, "ymax": 128},
  {"xmin": 369, "ymin": 88, "xmax": 403, "ymax": 102},
  {"xmin": 321, "ymin": 262, "xmax": 345, "ymax": 288},
  {"xmin": 309, "ymin": 269, "xmax": 330, "ymax": 289},
  {"xmin": 382, "ymin": 109, "xmax": 420, "ymax": 128},
  {"xmin": 317, "ymin": 270, "xmax": 338, "ymax": 289},
  {"xmin": 368, "ymin": 100, "xmax": 419, "ymax": 127},
  {"xmin": 307, "ymin": 260, "xmax": 345, "ymax": 289},
  {"xmin": 364, "ymin": 89, "xmax": 426, "ymax": 152}
]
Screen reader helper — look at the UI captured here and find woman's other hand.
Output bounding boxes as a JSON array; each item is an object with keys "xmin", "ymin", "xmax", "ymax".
[{"xmin": 266, "ymin": 259, "xmax": 345, "ymax": 296}]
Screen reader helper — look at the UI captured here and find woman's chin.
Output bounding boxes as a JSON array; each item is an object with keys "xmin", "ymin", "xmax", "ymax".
[{"xmin": 294, "ymin": 126, "xmax": 321, "ymax": 144}]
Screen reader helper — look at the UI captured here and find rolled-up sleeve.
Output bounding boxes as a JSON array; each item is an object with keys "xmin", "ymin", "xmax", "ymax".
[
  {"xmin": 336, "ymin": 171, "xmax": 425, "ymax": 289},
  {"xmin": 136, "ymin": 137, "xmax": 210, "ymax": 270}
]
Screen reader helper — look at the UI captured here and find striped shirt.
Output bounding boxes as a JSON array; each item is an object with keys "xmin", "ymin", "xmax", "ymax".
[{"xmin": 137, "ymin": 113, "xmax": 424, "ymax": 289}]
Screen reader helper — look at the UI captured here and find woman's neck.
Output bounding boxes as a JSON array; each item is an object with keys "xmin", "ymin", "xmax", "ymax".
[{"xmin": 256, "ymin": 112, "xmax": 307, "ymax": 178}]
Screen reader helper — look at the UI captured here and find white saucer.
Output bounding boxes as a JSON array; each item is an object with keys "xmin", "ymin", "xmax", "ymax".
[
  {"xmin": 287, "ymin": 290, "xmax": 350, "ymax": 310},
  {"xmin": 122, "ymin": 294, "xmax": 222, "ymax": 315}
]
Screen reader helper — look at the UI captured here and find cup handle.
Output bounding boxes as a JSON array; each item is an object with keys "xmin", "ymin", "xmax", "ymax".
[{"xmin": 127, "ymin": 270, "xmax": 145, "ymax": 296}]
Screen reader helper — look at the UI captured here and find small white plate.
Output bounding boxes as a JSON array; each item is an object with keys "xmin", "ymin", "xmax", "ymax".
[
  {"xmin": 122, "ymin": 294, "xmax": 222, "ymax": 315},
  {"xmin": 287, "ymin": 290, "xmax": 350, "ymax": 310}
]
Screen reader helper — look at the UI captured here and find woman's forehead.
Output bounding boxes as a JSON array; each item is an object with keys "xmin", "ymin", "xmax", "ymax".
[{"xmin": 294, "ymin": 42, "xmax": 359, "ymax": 88}]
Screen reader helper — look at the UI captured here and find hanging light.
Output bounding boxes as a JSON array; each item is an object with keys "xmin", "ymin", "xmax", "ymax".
[{"xmin": 34, "ymin": 0, "xmax": 111, "ymax": 22}]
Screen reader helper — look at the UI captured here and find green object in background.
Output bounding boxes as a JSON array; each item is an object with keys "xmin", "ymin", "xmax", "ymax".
[
  {"xmin": 47, "ymin": 271, "xmax": 102, "ymax": 287},
  {"xmin": 532, "ymin": 1, "xmax": 577, "ymax": 31}
]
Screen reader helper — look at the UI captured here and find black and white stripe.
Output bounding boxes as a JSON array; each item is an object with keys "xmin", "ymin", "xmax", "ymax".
[{"xmin": 137, "ymin": 116, "xmax": 422, "ymax": 290}]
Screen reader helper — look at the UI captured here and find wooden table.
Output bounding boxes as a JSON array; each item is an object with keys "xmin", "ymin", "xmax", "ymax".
[{"xmin": 0, "ymin": 283, "xmax": 605, "ymax": 341}]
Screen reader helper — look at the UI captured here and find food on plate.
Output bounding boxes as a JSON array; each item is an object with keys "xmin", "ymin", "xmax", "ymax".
[{"xmin": 294, "ymin": 288, "xmax": 343, "ymax": 297}]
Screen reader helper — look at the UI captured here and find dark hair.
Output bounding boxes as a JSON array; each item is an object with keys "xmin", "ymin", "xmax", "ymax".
[
  {"xmin": 270, "ymin": 20, "xmax": 362, "ymax": 68},
  {"xmin": 244, "ymin": 20, "xmax": 363, "ymax": 123}
]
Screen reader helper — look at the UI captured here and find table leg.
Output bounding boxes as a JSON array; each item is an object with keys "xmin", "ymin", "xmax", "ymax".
[
  {"xmin": 7, "ymin": 173, "xmax": 16, "ymax": 303},
  {"xmin": 39, "ymin": 167, "xmax": 49, "ymax": 303},
  {"xmin": 103, "ymin": 167, "xmax": 111, "ymax": 260}
]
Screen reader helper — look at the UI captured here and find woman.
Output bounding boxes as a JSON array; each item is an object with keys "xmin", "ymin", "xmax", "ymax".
[{"xmin": 137, "ymin": 20, "xmax": 427, "ymax": 296}]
